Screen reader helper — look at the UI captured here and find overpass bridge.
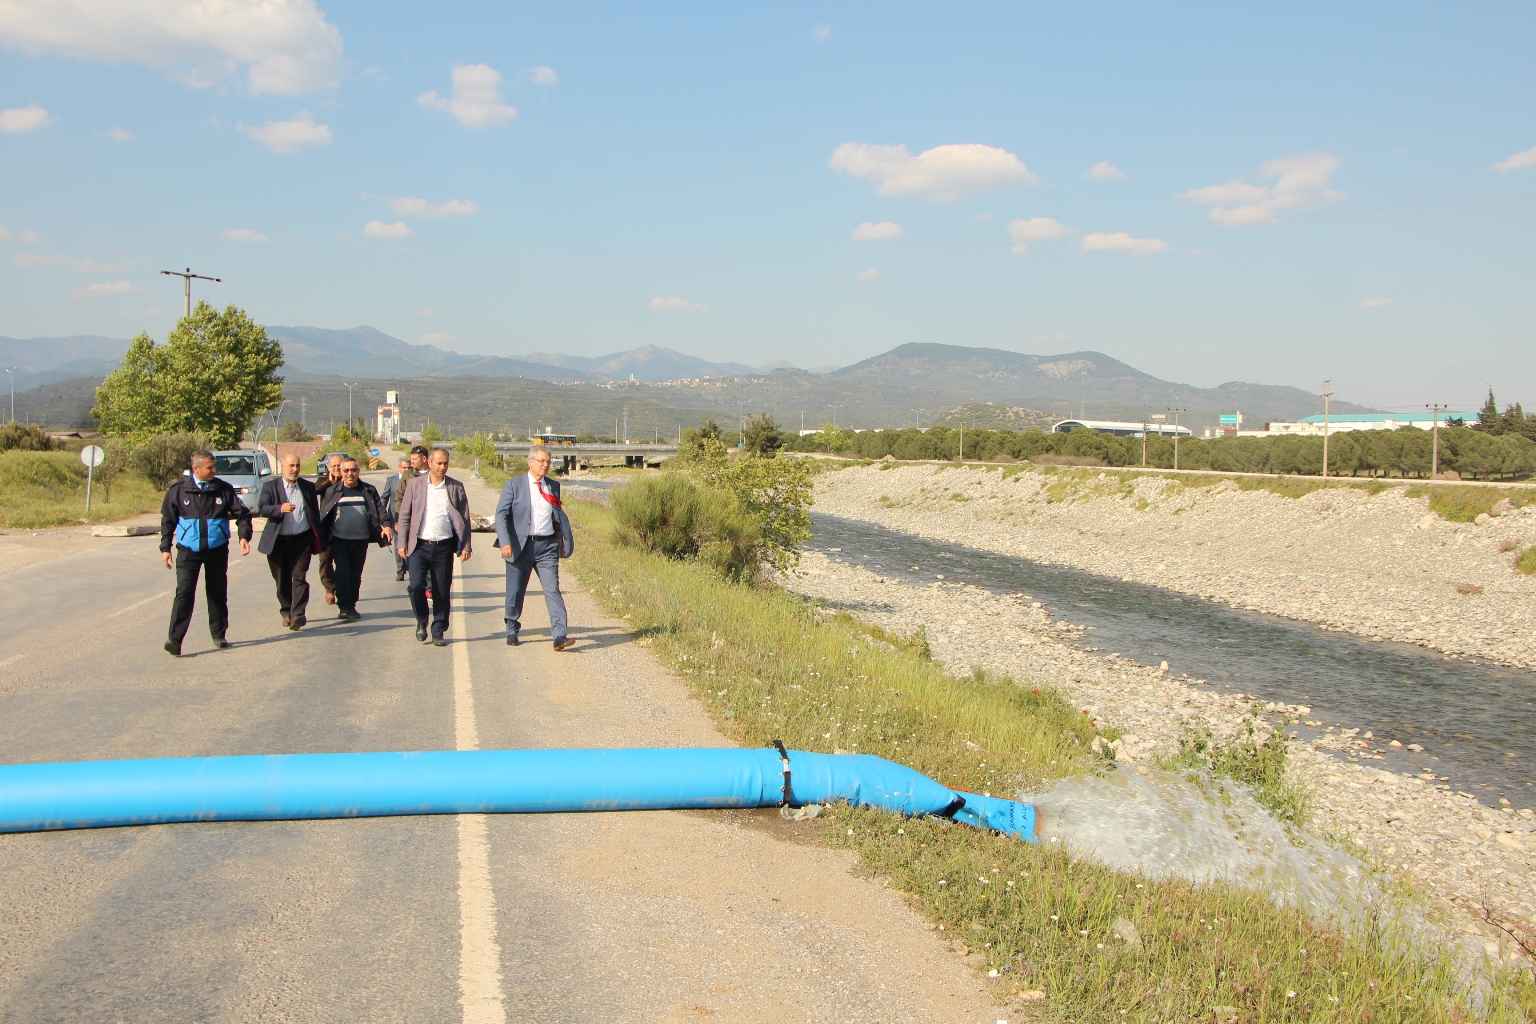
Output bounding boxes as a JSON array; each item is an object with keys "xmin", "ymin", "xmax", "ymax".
[{"xmin": 490, "ymin": 441, "xmax": 677, "ymax": 472}]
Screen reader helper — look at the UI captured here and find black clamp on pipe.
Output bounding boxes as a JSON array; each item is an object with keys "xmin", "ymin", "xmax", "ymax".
[{"xmin": 771, "ymin": 739, "xmax": 793, "ymax": 807}]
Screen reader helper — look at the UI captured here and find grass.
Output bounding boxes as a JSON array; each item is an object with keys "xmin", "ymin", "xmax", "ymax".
[
  {"xmin": 1518, "ymin": 547, "xmax": 1536, "ymax": 576},
  {"xmin": 1158, "ymin": 719, "xmax": 1310, "ymax": 827},
  {"xmin": 565, "ymin": 496, "xmax": 1536, "ymax": 1021},
  {"xmin": 0, "ymin": 450, "xmax": 164, "ymax": 529},
  {"xmin": 1404, "ymin": 485, "xmax": 1536, "ymax": 523}
]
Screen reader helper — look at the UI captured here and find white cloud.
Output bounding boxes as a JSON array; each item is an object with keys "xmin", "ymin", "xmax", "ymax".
[
  {"xmin": 522, "ymin": 65, "xmax": 557, "ymax": 86},
  {"xmin": 0, "ymin": 223, "xmax": 41, "ymax": 244},
  {"xmin": 15, "ymin": 252, "xmax": 126, "ymax": 272},
  {"xmin": 829, "ymin": 141, "xmax": 1037, "ymax": 201},
  {"xmin": 363, "ymin": 220, "xmax": 412, "ymax": 239},
  {"xmin": 220, "ymin": 228, "xmax": 268, "ymax": 242},
  {"xmin": 104, "ymin": 127, "xmax": 132, "ymax": 141},
  {"xmin": 1359, "ymin": 296, "xmax": 1393, "ymax": 309},
  {"xmin": 1081, "ymin": 231, "xmax": 1169, "ymax": 257},
  {"xmin": 0, "ymin": 0, "xmax": 345, "ymax": 95},
  {"xmin": 418, "ymin": 64, "xmax": 517, "ymax": 129},
  {"xmin": 648, "ymin": 295, "xmax": 707, "ymax": 313},
  {"xmin": 1492, "ymin": 145, "xmax": 1536, "ymax": 172},
  {"xmin": 240, "ymin": 110, "xmax": 331, "ymax": 153},
  {"xmin": 417, "ymin": 307, "xmax": 438, "ymax": 316},
  {"xmin": 855, "ymin": 269, "xmax": 879, "ymax": 282},
  {"xmin": 1008, "ymin": 216, "xmax": 1071, "ymax": 253},
  {"xmin": 970, "ymin": 212, "xmax": 994, "ymax": 223},
  {"xmin": 851, "ymin": 220, "xmax": 903, "ymax": 241},
  {"xmin": 1089, "ymin": 160, "xmax": 1127, "ymax": 181},
  {"xmin": 1035, "ymin": 333, "xmax": 1069, "ymax": 344},
  {"xmin": 1177, "ymin": 153, "xmax": 1344, "ymax": 225},
  {"xmin": 0, "ymin": 104, "xmax": 52, "ymax": 132},
  {"xmin": 418, "ymin": 331, "xmax": 457, "ymax": 346},
  {"xmin": 811, "ymin": 23, "xmax": 832, "ymax": 43},
  {"xmin": 389, "ymin": 196, "xmax": 480, "ymax": 218},
  {"xmin": 71, "ymin": 280, "xmax": 138, "ymax": 297}
]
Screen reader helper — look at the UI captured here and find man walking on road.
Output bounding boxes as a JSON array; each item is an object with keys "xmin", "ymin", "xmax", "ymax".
[
  {"xmin": 495, "ymin": 445, "xmax": 575, "ymax": 649},
  {"xmin": 256, "ymin": 452, "xmax": 323, "ymax": 631},
  {"xmin": 315, "ymin": 451, "xmax": 345, "ymax": 606},
  {"xmin": 160, "ymin": 449, "xmax": 253, "ymax": 656},
  {"xmin": 319, "ymin": 457, "xmax": 392, "ymax": 621},
  {"xmin": 380, "ymin": 455, "xmax": 410, "ymax": 581},
  {"xmin": 395, "ymin": 447, "xmax": 472, "ymax": 646}
]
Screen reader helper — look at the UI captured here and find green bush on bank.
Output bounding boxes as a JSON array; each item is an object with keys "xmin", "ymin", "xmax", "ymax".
[
  {"xmin": 565, "ymin": 497, "xmax": 1534, "ymax": 1021},
  {"xmin": 0, "ymin": 449, "xmax": 164, "ymax": 528},
  {"xmin": 611, "ymin": 472, "xmax": 761, "ymax": 582},
  {"xmin": 789, "ymin": 423, "xmax": 1536, "ymax": 481},
  {"xmin": 0, "ymin": 422, "xmax": 57, "ymax": 452}
]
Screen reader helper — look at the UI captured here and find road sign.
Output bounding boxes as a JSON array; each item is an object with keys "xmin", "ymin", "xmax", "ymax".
[
  {"xmin": 369, "ymin": 447, "xmax": 380, "ymax": 457},
  {"xmin": 79, "ymin": 444, "xmax": 105, "ymax": 468},
  {"xmin": 1218, "ymin": 414, "xmax": 1238, "ymax": 426}
]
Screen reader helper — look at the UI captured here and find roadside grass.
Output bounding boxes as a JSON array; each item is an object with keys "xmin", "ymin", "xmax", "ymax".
[
  {"xmin": 1156, "ymin": 719, "xmax": 1310, "ymax": 827},
  {"xmin": 1518, "ymin": 547, "xmax": 1536, "ymax": 576},
  {"xmin": 565, "ymin": 496, "xmax": 1536, "ymax": 1021},
  {"xmin": 1404, "ymin": 484, "xmax": 1536, "ymax": 523},
  {"xmin": 0, "ymin": 450, "xmax": 162, "ymax": 528}
]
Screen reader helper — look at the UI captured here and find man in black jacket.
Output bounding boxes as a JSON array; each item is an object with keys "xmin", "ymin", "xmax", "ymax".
[
  {"xmin": 256, "ymin": 452, "xmax": 324, "ymax": 631},
  {"xmin": 160, "ymin": 449, "xmax": 253, "ymax": 656},
  {"xmin": 318, "ymin": 456, "xmax": 391, "ymax": 620},
  {"xmin": 379, "ymin": 455, "xmax": 410, "ymax": 581}
]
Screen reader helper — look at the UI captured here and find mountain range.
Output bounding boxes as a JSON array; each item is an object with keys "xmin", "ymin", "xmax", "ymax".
[{"xmin": 4, "ymin": 324, "xmax": 1364, "ymax": 430}]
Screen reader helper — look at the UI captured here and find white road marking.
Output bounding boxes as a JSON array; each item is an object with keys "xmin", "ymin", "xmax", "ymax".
[
  {"xmin": 105, "ymin": 591, "xmax": 170, "ymax": 620},
  {"xmin": 454, "ymin": 570, "xmax": 507, "ymax": 1024}
]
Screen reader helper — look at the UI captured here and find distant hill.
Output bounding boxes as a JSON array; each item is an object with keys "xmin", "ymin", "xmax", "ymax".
[
  {"xmin": 0, "ymin": 335, "xmax": 127, "ymax": 391},
  {"xmin": 830, "ymin": 343, "xmax": 1373, "ymax": 422},
  {"xmin": 517, "ymin": 344, "xmax": 759, "ymax": 381},
  {"xmin": 8, "ymin": 376, "xmax": 101, "ymax": 428}
]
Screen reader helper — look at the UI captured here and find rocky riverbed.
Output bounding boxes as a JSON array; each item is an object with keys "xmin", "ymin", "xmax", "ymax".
[
  {"xmin": 781, "ymin": 545, "xmax": 1536, "ymax": 966},
  {"xmin": 810, "ymin": 463, "xmax": 1536, "ymax": 669}
]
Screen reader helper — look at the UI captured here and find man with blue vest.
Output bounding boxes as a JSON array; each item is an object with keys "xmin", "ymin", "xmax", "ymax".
[{"xmin": 160, "ymin": 449, "xmax": 253, "ymax": 657}]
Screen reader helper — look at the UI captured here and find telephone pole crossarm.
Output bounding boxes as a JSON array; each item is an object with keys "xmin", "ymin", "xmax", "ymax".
[{"xmin": 159, "ymin": 267, "xmax": 222, "ymax": 318}]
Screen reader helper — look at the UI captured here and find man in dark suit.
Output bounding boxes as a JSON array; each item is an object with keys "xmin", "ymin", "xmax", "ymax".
[
  {"xmin": 379, "ymin": 455, "xmax": 410, "ymax": 581},
  {"xmin": 256, "ymin": 452, "xmax": 324, "ymax": 631},
  {"xmin": 495, "ymin": 445, "xmax": 575, "ymax": 650},
  {"xmin": 395, "ymin": 447, "xmax": 473, "ymax": 646}
]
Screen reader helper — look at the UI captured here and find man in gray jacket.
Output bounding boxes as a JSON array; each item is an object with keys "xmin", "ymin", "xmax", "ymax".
[
  {"xmin": 395, "ymin": 447, "xmax": 472, "ymax": 646},
  {"xmin": 495, "ymin": 445, "xmax": 575, "ymax": 649},
  {"xmin": 379, "ymin": 455, "xmax": 410, "ymax": 581}
]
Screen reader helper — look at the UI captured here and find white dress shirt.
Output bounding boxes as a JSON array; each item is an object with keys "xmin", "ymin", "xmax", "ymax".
[
  {"xmin": 527, "ymin": 472, "xmax": 555, "ymax": 536},
  {"xmin": 278, "ymin": 478, "xmax": 309, "ymax": 535},
  {"xmin": 420, "ymin": 478, "xmax": 453, "ymax": 541}
]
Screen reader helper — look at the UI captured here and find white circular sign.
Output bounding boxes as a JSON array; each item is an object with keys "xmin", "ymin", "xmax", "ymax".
[{"xmin": 79, "ymin": 444, "xmax": 105, "ymax": 468}]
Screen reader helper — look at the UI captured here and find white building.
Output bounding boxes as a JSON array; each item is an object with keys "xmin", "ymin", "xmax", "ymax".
[
  {"xmin": 1052, "ymin": 419, "xmax": 1193, "ymax": 438},
  {"xmin": 1257, "ymin": 412, "xmax": 1477, "ymax": 436},
  {"xmin": 375, "ymin": 390, "xmax": 401, "ymax": 444}
]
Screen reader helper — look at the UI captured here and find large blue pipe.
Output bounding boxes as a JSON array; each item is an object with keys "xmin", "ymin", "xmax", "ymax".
[{"xmin": 0, "ymin": 748, "xmax": 1035, "ymax": 840}]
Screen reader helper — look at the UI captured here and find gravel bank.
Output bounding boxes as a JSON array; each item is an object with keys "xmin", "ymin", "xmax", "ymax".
[
  {"xmin": 781, "ymin": 547, "xmax": 1536, "ymax": 963},
  {"xmin": 811, "ymin": 464, "xmax": 1536, "ymax": 668}
]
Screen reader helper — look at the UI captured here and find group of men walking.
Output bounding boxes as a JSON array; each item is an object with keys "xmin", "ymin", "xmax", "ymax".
[{"xmin": 159, "ymin": 444, "xmax": 575, "ymax": 655}]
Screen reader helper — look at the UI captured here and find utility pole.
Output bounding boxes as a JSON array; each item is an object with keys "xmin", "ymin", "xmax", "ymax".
[
  {"xmin": 958, "ymin": 423, "xmax": 963, "ymax": 461},
  {"xmin": 1141, "ymin": 417, "xmax": 1150, "ymax": 467},
  {"xmin": 1321, "ymin": 380, "xmax": 1335, "ymax": 478},
  {"xmin": 1426, "ymin": 403, "xmax": 1447, "ymax": 479},
  {"xmin": 737, "ymin": 401, "xmax": 745, "ymax": 447},
  {"xmin": 622, "ymin": 406, "xmax": 628, "ymax": 443},
  {"xmin": 3, "ymin": 366, "xmax": 15, "ymax": 422},
  {"xmin": 342, "ymin": 383, "xmax": 357, "ymax": 433},
  {"xmin": 300, "ymin": 394, "xmax": 306, "ymax": 431},
  {"xmin": 1168, "ymin": 408, "xmax": 1186, "ymax": 470},
  {"xmin": 159, "ymin": 267, "xmax": 221, "ymax": 318}
]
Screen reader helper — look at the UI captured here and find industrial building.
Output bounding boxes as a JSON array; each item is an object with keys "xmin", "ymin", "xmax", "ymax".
[{"xmin": 1052, "ymin": 419, "xmax": 1194, "ymax": 438}]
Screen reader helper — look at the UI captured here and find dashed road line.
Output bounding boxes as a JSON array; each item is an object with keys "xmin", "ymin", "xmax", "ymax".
[
  {"xmin": 453, "ymin": 566, "xmax": 507, "ymax": 1024},
  {"xmin": 104, "ymin": 591, "xmax": 170, "ymax": 620}
]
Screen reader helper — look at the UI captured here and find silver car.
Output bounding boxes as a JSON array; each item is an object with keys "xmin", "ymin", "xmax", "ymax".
[{"xmin": 212, "ymin": 449, "xmax": 276, "ymax": 510}]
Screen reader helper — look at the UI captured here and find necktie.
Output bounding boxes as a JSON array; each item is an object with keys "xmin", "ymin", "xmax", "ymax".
[{"xmin": 537, "ymin": 478, "xmax": 562, "ymax": 509}]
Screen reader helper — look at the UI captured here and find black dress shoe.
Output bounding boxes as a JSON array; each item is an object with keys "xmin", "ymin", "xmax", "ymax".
[
  {"xmin": 506, "ymin": 634, "xmax": 520, "ymax": 646},
  {"xmin": 292, "ymin": 615, "xmax": 306, "ymax": 630},
  {"xmin": 415, "ymin": 624, "xmax": 428, "ymax": 642},
  {"xmin": 164, "ymin": 640, "xmax": 181, "ymax": 657},
  {"xmin": 213, "ymin": 638, "xmax": 230, "ymax": 649},
  {"xmin": 396, "ymin": 571, "xmax": 406, "ymax": 582},
  {"xmin": 553, "ymin": 637, "xmax": 575, "ymax": 651},
  {"xmin": 432, "ymin": 635, "xmax": 448, "ymax": 647}
]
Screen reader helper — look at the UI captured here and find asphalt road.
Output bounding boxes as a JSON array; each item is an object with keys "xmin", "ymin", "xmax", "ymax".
[{"xmin": 0, "ymin": 476, "xmax": 1005, "ymax": 1023}]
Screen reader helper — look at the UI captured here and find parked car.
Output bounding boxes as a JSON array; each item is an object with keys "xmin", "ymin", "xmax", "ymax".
[{"xmin": 211, "ymin": 449, "xmax": 275, "ymax": 510}]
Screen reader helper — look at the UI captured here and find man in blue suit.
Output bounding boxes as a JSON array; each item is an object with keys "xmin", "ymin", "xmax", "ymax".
[{"xmin": 495, "ymin": 445, "xmax": 576, "ymax": 649}]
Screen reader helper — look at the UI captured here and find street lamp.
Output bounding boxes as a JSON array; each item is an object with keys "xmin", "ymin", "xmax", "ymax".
[
  {"xmin": 1167, "ymin": 408, "xmax": 1186, "ymax": 470},
  {"xmin": 829, "ymin": 404, "xmax": 844, "ymax": 430},
  {"xmin": 342, "ymin": 383, "xmax": 358, "ymax": 434},
  {"xmin": 3, "ymin": 366, "xmax": 15, "ymax": 423}
]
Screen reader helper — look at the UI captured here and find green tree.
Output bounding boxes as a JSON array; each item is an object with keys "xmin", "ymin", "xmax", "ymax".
[
  {"xmin": 93, "ymin": 302, "xmax": 284, "ymax": 448},
  {"xmin": 333, "ymin": 422, "xmax": 354, "ymax": 444},
  {"xmin": 741, "ymin": 413, "xmax": 785, "ymax": 456},
  {"xmin": 421, "ymin": 421, "xmax": 444, "ymax": 446},
  {"xmin": 277, "ymin": 419, "xmax": 313, "ymax": 442}
]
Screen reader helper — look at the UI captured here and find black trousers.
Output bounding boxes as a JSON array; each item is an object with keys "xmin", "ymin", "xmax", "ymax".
[
  {"xmin": 168, "ymin": 543, "xmax": 229, "ymax": 644},
  {"xmin": 331, "ymin": 538, "xmax": 369, "ymax": 613},
  {"xmin": 408, "ymin": 540, "xmax": 455, "ymax": 638},
  {"xmin": 267, "ymin": 533, "xmax": 313, "ymax": 622}
]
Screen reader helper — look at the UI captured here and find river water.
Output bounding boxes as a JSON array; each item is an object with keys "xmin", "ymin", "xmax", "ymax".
[{"xmin": 809, "ymin": 513, "xmax": 1536, "ymax": 809}]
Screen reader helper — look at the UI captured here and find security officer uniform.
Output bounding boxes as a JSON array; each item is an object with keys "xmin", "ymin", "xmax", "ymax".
[{"xmin": 160, "ymin": 473, "xmax": 253, "ymax": 651}]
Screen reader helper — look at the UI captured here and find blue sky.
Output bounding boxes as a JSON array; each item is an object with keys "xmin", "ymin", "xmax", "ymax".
[{"xmin": 2, "ymin": 1, "xmax": 1533, "ymax": 409}]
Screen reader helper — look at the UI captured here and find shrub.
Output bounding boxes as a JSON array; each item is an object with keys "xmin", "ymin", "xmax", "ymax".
[
  {"xmin": 0, "ymin": 422, "xmax": 56, "ymax": 452},
  {"xmin": 1519, "ymin": 546, "xmax": 1536, "ymax": 576},
  {"xmin": 130, "ymin": 431, "xmax": 211, "ymax": 487},
  {"xmin": 611, "ymin": 472, "xmax": 761, "ymax": 582},
  {"xmin": 277, "ymin": 420, "xmax": 313, "ymax": 442},
  {"xmin": 0, "ymin": 450, "xmax": 85, "ymax": 492}
]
